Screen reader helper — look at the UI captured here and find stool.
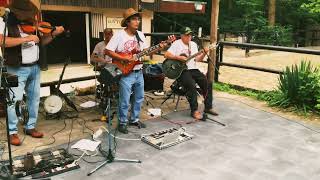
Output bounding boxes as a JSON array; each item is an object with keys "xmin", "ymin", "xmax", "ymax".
[{"xmin": 161, "ymin": 80, "xmax": 202, "ymax": 111}]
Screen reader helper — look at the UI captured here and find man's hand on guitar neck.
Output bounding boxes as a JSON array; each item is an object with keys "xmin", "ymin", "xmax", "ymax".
[
  {"xmin": 160, "ymin": 35, "xmax": 176, "ymax": 49},
  {"xmin": 195, "ymin": 47, "xmax": 209, "ymax": 62}
]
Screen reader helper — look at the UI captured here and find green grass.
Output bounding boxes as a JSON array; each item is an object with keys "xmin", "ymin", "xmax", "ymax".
[
  {"xmin": 213, "ymin": 82, "xmax": 319, "ymax": 117},
  {"xmin": 213, "ymin": 82, "xmax": 264, "ymax": 99}
]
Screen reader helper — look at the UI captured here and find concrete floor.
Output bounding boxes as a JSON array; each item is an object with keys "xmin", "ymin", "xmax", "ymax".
[
  {"xmin": 1, "ymin": 54, "xmax": 320, "ymax": 179},
  {"xmin": 47, "ymin": 97, "xmax": 320, "ymax": 180}
]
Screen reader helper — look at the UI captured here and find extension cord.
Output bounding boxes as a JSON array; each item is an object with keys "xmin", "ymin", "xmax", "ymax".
[{"xmin": 92, "ymin": 128, "xmax": 103, "ymax": 140}]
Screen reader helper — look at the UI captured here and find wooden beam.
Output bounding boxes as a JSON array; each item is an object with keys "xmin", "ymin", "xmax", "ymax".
[{"xmin": 209, "ymin": 0, "xmax": 219, "ymax": 82}]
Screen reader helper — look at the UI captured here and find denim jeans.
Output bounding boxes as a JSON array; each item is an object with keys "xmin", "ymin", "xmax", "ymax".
[
  {"xmin": 6, "ymin": 64, "xmax": 40, "ymax": 135},
  {"xmin": 118, "ymin": 70, "xmax": 144, "ymax": 125}
]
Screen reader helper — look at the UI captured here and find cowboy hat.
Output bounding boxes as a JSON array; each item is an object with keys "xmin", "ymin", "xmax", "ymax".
[
  {"xmin": 9, "ymin": 0, "xmax": 40, "ymax": 22},
  {"xmin": 121, "ymin": 8, "xmax": 142, "ymax": 27},
  {"xmin": 10, "ymin": 0, "xmax": 40, "ymax": 12}
]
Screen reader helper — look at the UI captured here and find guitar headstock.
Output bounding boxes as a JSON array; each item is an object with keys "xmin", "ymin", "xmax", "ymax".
[{"xmin": 165, "ymin": 35, "xmax": 177, "ymax": 45}]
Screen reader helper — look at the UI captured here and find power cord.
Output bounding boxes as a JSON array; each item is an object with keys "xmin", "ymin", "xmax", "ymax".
[{"xmin": 32, "ymin": 118, "xmax": 67, "ymax": 153}]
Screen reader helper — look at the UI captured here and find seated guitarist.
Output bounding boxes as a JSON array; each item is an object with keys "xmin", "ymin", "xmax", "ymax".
[
  {"xmin": 164, "ymin": 27, "xmax": 219, "ymax": 120},
  {"xmin": 106, "ymin": 8, "xmax": 170, "ymax": 134}
]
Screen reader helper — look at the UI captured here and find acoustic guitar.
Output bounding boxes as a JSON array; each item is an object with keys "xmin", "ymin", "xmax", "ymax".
[
  {"xmin": 112, "ymin": 36, "xmax": 176, "ymax": 75},
  {"xmin": 162, "ymin": 43, "xmax": 216, "ymax": 79}
]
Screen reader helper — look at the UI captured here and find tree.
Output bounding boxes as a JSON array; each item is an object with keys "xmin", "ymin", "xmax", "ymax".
[
  {"xmin": 268, "ymin": 0, "xmax": 276, "ymax": 26},
  {"xmin": 302, "ymin": 0, "xmax": 320, "ymax": 13}
]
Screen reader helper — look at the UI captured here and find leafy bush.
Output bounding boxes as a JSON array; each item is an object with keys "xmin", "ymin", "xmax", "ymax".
[{"xmin": 259, "ymin": 61, "xmax": 320, "ymax": 113}]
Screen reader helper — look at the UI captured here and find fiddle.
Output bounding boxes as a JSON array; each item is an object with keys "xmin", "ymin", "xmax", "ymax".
[{"xmin": 20, "ymin": 21, "xmax": 56, "ymax": 34}]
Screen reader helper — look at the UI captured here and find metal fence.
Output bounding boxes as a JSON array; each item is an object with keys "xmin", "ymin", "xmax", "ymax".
[
  {"xmin": 40, "ymin": 33, "xmax": 320, "ymax": 95},
  {"xmin": 214, "ymin": 41, "xmax": 320, "ymax": 82}
]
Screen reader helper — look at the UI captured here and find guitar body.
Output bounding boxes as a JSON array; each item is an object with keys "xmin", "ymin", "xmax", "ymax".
[
  {"xmin": 110, "ymin": 36, "xmax": 177, "ymax": 76},
  {"xmin": 162, "ymin": 54, "xmax": 188, "ymax": 79},
  {"xmin": 112, "ymin": 52, "xmax": 143, "ymax": 76}
]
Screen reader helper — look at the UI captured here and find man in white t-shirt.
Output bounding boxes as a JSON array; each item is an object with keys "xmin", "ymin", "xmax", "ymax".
[
  {"xmin": 105, "ymin": 8, "xmax": 149, "ymax": 134},
  {"xmin": 0, "ymin": 0, "xmax": 64, "ymax": 146},
  {"xmin": 164, "ymin": 27, "xmax": 219, "ymax": 120},
  {"xmin": 91, "ymin": 28, "xmax": 113, "ymax": 68},
  {"xmin": 106, "ymin": 8, "xmax": 171, "ymax": 134}
]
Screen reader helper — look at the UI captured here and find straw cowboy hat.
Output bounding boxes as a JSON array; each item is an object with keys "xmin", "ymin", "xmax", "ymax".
[
  {"xmin": 9, "ymin": 0, "xmax": 41, "ymax": 22},
  {"xmin": 121, "ymin": 8, "xmax": 141, "ymax": 27}
]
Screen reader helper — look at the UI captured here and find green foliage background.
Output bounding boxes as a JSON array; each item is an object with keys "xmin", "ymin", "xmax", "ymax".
[{"xmin": 153, "ymin": 0, "xmax": 320, "ymax": 46}]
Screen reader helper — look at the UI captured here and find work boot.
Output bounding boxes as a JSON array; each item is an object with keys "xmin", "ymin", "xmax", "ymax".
[
  {"xmin": 204, "ymin": 108, "xmax": 219, "ymax": 116},
  {"xmin": 10, "ymin": 134, "xmax": 21, "ymax": 146},
  {"xmin": 129, "ymin": 121, "xmax": 146, "ymax": 129},
  {"xmin": 25, "ymin": 129, "xmax": 44, "ymax": 138},
  {"xmin": 117, "ymin": 124, "xmax": 128, "ymax": 134}
]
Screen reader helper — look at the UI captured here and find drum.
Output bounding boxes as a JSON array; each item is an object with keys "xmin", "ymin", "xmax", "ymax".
[
  {"xmin": 44, "ymin": 95, "xmax": 63, "ymax": 114},
  {"xmin": 99, "ymin": 64, "xmax": 122, "ymax": 85}
]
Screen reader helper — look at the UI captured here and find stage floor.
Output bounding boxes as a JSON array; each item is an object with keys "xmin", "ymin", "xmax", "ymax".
[{"xmin": 40, "ymin": 97, "xmax": 320, "ymax": 180}]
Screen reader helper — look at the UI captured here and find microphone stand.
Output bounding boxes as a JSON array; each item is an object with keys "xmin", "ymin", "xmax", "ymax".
[
  {"xmin": 0, "ymin": 12, "xmax": 18, "ymax": 179},
  {"xmin": 193, "ymin": 35, "xmax": 225, "ymax": 127}
]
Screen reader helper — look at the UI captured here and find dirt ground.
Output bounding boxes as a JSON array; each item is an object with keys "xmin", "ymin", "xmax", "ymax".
[{"xmin": 218, "ymin": 46, "xmax": 320, "ymax": 91}]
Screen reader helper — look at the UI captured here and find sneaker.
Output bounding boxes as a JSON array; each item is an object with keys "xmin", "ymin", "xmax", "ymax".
[
  {"xmin": 129, "ymin": 121, "xmax": 146, "ymax": 129},
  {"xmin": 10, "ymin": 134, "xmax": 21, "ymax": 146},
  {"xmin": 25, "ymin": 129, "xmax": 44, "ymax": 138},
  {"xmin": 117, "ymin": 124, "xmax": 128, "ymax": 134},
  {"xmin": 154, "ymin": 91, "xmax": 165, "ymax": 96},
  {"xmin": 191, "ymin": 111, "xmax": 203, "ymax": 120},
  {"xmin": 204, "ymin": 109, "xmax": 219, "ymax": 116}
]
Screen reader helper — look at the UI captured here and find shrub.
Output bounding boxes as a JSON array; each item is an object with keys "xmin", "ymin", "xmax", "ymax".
[{"xmin": 259, "ymin": 61, "xmax": 320, "ymax": 113}]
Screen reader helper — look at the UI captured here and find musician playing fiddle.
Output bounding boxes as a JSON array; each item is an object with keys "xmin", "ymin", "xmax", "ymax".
[{"xmin": 0, "ymin": 0, "xmax": 64, "ymax": 146}]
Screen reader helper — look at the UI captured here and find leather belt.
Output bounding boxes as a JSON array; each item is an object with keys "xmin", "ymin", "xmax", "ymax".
[
  {"xmin": 21, "ymin": 62, "xmax": 38, "ymax": 67},
  {"xmin": 132, "ymin": 69, "xmax": 142, "ymax": 72}
]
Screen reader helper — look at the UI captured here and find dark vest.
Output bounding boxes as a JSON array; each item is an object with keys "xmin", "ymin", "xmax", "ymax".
[
  {"xmin": 4, "ymin": 24, "xmax": 23, "ymax": 66},
  {"xmin": 4, "ymin": 13, "xmax": 39, "ymax": 67}
]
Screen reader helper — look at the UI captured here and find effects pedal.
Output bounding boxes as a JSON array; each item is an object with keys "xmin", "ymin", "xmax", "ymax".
[{"xmin": 141, "ymin": 127, "xmax": 193, "ymax": 150}]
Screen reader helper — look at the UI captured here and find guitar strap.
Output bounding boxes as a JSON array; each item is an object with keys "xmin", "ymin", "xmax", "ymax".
[{"xmin": 135, "ymin": 31, "xmax": 143, "ymax": 50}]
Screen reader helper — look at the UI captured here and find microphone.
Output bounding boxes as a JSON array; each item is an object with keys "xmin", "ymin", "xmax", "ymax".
[{"xmin": 0, "ymin": 7, "xmax": 10, "ymax": 18}]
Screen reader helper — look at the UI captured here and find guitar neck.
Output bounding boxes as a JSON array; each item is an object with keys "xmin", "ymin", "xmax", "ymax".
[
  {"xmin": 185, "ymin": 50, "xmax": 204, "ymax": 63},
  {"xmin": 185, "ymin": 43, "xmax": 216, "ymax": 63},
  {"xmin": 136, "ymin": 43, "xmax": 162, "ymax": 59}
]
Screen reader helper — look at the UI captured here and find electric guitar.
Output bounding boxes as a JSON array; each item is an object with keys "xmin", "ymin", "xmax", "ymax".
[
  {"xmin": 162, "ymin": 43, "xmax": 217, "ymax": 79},
  {"xmin": 112, "ymin": 36, "xmax": 176, "ymax": 75}
]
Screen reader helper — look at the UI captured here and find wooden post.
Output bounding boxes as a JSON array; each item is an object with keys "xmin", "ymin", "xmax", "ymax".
[{"xmin": 209, "ymin": 0, "xmax": 220, "ymax": 82}]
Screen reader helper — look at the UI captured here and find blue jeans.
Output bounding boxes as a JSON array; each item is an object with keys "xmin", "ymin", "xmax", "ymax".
[
  {"xmin": 118, "ymin": 70, "xmax": 144, "ymax": 125},
  {"xmin": 6, "ymin": 64, "xmax": 40, "ymax": 135}
]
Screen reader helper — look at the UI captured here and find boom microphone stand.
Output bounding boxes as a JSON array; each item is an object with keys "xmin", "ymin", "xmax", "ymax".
[
  {"xmin": 87, "ymin": 85, "xmax": 141, "ymax": 176},
  {"xmin": 193, "ymin": 35, "xmax": 225, "ymax": 127},
  {"xmin": 0, "ymin": 10, "xmax": 18, "ymax": 179}
]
